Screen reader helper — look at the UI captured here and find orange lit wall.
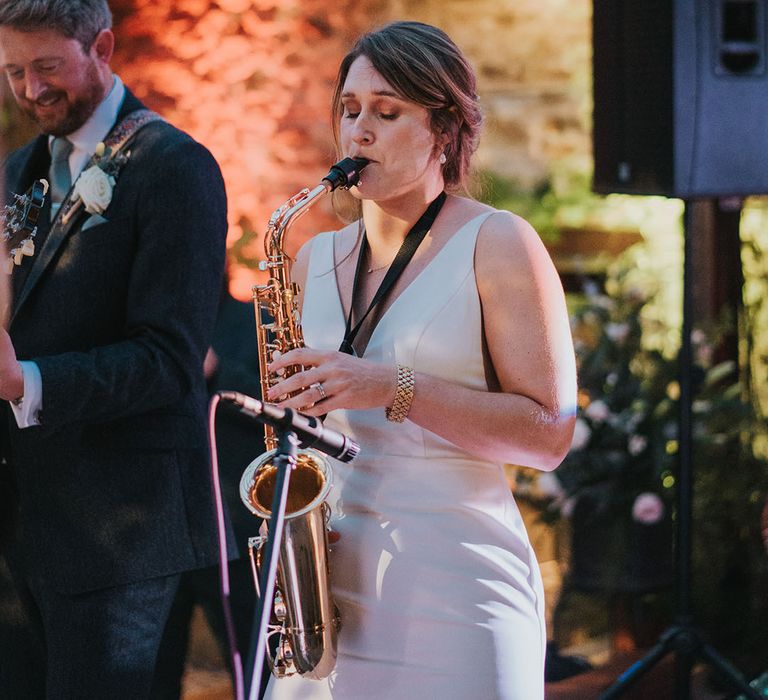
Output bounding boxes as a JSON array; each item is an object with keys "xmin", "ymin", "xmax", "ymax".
[
  {"xmin": 111, "ymin": 0, "xmax": 386, "ymax": 299},
  {"xmin": 107, "ymin": 1, "xmax": 593, "ymax": 298}
]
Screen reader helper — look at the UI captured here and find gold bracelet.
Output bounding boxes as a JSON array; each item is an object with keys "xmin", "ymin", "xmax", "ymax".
[{"xmin": 385, "ymin": 364, "xmax": 414, "ymax": 423}]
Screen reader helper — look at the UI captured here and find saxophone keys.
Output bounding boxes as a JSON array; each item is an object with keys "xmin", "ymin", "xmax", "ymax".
[
  {"xmin": 274, "ymin": 591, "xmax": 288, "ymax": 621},
  {"xmin": 280, "ymin": 638, "xmax": 294, "ymax": 663}
]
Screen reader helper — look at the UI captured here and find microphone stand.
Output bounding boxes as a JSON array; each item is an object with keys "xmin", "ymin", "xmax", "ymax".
[{"xmin": 244, "ymin": 428, "xmax": 298, "ymax": 700}]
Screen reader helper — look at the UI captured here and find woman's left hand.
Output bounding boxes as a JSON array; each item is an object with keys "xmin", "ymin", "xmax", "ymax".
[{"xmin": 266, "ymin": 347, "xmax": 396, "ymax": 416}]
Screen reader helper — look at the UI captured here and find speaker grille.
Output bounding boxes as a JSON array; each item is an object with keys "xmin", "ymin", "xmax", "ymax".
[{"xmin": 593, "ymin": 0, "xmax": 675, "ymax": 194}]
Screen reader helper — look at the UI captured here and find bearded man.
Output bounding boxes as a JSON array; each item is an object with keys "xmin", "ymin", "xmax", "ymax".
[{"xmin": 0, "ymin": 1, "xmax": 228, "ymax": 696}]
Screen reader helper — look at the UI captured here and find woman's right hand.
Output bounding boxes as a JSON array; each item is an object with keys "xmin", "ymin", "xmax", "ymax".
[{"xmin": 266, "ymin": 346, "xmax": 397, "ymax": 416}]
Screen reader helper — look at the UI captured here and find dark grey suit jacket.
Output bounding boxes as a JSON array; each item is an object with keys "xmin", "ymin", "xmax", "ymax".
[{"xmin": 1, "ymin": 89, "xmax": 228, "ymax": 594}]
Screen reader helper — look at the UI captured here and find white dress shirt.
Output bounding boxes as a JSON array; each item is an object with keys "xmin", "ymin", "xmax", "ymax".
[{"xmin": 11, "ymin": 76, "xmax": 126, "ymax": 428}]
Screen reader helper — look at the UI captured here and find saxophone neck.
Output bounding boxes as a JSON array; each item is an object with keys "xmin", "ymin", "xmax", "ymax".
[
  {"xmin": 267, "ymin": 156, "xmax": 368, "ymax": 253},
  {"xmin": 266, "ymin": 183, "xmax": 330, "ymax": 261}
]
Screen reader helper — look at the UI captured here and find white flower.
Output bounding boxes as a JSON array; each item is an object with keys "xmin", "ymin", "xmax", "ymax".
[
  {"xmin": 691, "ymin": 329, "xmax": 707, "ymax": 345},
  {"xmin": 593, "ymin": 295, "xmax": 615, "ymax": 310},
  {"xmin": 585, "ymin": 399, "xmax": 610, "ymax": 422},
  {"xmin": 537, "ymin": 472, "xmax": 565, "ymax": 499},
  {"xmin": 605, "ymin": 322, "xmax": 630, "ymax": 344},
  {"xmin": 73, "ymin": 165, "xmax": 115, "ymax": 214},
  {"xmin": 628, "ymin": 434, "xmax": 647, "ymax": 456},
  {"xmin": 692, "ymin": 399, "xmax": 712, "ymax": 414},
  {"xmin": 570, "ymin": 417, "xmax": 591, "ymax": 450},
  {"xmin": 561, "ymin": 497, "xmax": 576, "ymax": 519},
  {"xmin": 632, "ymin": 492, "xmax": 665, "ymax": 524}
]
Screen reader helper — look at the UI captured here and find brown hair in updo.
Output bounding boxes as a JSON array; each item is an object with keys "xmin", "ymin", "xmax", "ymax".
[{"xmin": 331, "ymin": 21, "xmax": 483, "ymax": 193}]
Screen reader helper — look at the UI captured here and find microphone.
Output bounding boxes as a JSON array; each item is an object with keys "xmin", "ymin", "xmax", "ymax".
[{"xmin": 218, "ymin": 391, "xmax": 360, "ymax": 463}]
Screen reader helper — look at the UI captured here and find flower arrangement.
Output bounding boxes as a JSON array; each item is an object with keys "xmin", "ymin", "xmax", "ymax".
[
  {"xmin": 550, "ymin": 268, "xmax": 680, "ymax": 525},
  {"xmin": 521, "ymin": 253, "xmax": 768, "ymax": 607},
  {"xmin": 540, "ymin": 261, "xmax": 756, "ymax": 527}
]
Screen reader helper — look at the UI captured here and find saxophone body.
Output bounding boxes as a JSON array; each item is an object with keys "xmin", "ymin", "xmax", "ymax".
[{"xmin": 239, "ymin": 158, "xmax": 366, "ymax": 680}]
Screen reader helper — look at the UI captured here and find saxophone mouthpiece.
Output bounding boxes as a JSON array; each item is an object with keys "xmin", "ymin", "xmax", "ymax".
[{"xmin": 323, "ymin": 157, "xmax": 369, "ymax": 191}]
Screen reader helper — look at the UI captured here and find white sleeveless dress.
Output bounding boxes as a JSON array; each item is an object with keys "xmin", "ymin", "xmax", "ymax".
[{"xmin": 264, "ymin": 213, "xmax": 546, "ymax": 699}]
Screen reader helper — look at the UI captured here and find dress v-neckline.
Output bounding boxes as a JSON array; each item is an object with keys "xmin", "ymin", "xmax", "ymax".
[{"xmin": 329, "ymin": 211, "xmax": 491, "ymax": 357}]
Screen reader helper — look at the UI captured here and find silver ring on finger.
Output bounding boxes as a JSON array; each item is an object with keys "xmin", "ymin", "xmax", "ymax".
[{"xmin": 310, "ymin": 381, "xmax": 327, "ymax": 401}]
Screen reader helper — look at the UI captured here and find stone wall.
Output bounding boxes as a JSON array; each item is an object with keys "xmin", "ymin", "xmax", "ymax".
[
  {"xmin": 4, "ymin": 0, "xmax": 593, "ymax": 297},
  {"xmin": 108, "ymin": 0, "xmax": 593, "ymax": 295},
  {"xmin": 109, "ymin": 0, "xmax": 391, "ymax": 294},
  {"xmin": 383, "ymin": 0, "xmax": 592, "ymax": 187}
]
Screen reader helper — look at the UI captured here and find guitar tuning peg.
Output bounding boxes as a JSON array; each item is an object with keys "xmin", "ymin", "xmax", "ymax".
[{"xmin": 21, "ymin": 238, "xmax": 35, "ymax": 256}]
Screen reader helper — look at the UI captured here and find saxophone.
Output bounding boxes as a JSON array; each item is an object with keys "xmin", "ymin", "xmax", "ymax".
[{"xmin": 238, "ymin": 157, "xmax": 367, "ymax": 679}]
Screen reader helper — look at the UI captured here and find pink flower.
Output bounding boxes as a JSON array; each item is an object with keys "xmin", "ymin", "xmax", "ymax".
[
  {"xmin": 632, "ymin": 492, "xmax": 665, "ymax": 524},
  {"xmin": 628, "ymin": 434, "xmax": 647, "ymax": 456}
]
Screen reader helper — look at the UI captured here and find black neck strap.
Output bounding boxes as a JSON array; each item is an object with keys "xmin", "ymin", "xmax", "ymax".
[{"xmin": 339, "ymin": 191, "xmax": 447, "ymax": 355}]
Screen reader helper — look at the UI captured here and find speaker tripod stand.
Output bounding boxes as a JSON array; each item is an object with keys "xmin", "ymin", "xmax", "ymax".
[{"xmin": 598, "ymin": 202, "xmax": 762, "ymax": 700}]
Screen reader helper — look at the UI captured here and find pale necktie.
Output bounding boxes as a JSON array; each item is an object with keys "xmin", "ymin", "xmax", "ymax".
[{"xmin": 49, "ymin": 136, "xmax": 74, "ymax": 213}]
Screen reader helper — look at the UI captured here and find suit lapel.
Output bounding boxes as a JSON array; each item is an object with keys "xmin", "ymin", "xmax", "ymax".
[{"xmin": 10, "ymin": 90, "xmax": 146, "ymax": 326}]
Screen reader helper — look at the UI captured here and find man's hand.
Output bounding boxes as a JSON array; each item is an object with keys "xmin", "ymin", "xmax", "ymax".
[{"xmin": 0, "ymin": 329, "xmax": 24, "ymax": 402}]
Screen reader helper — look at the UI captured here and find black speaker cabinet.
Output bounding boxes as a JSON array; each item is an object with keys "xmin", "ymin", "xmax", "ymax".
[{"xmin": 593, "ymin": 0, "xmax": 768, "ymax": 197}]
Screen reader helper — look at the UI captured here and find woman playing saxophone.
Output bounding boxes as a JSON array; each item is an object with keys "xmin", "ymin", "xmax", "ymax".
[{"xmin": 263, "ymin": 21, "xmax": 577, "ymax": 700}]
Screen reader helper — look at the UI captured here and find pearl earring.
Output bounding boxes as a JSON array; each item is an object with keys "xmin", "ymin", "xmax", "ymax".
[{"xmin": 439, "ymin": 153, "xmax": 447, "ymax": 165}]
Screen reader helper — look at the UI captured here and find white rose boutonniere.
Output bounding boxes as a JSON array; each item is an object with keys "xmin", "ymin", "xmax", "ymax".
[
  {"xmin": 61, "ymin": 141, "xmax": 130, "ymax": 226},
  {"xmin": 73, "ymin": 165, "xmax": 115, "ymax": 215}
]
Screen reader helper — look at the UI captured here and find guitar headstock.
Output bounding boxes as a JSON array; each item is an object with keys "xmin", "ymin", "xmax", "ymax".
[
  {"xmin": 3, "ymin": 179, "xmax": 49, "ymax": 274},
  {"xmin": 2, "ymin": 178, "xmax": 49, "ymax": 242}
]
